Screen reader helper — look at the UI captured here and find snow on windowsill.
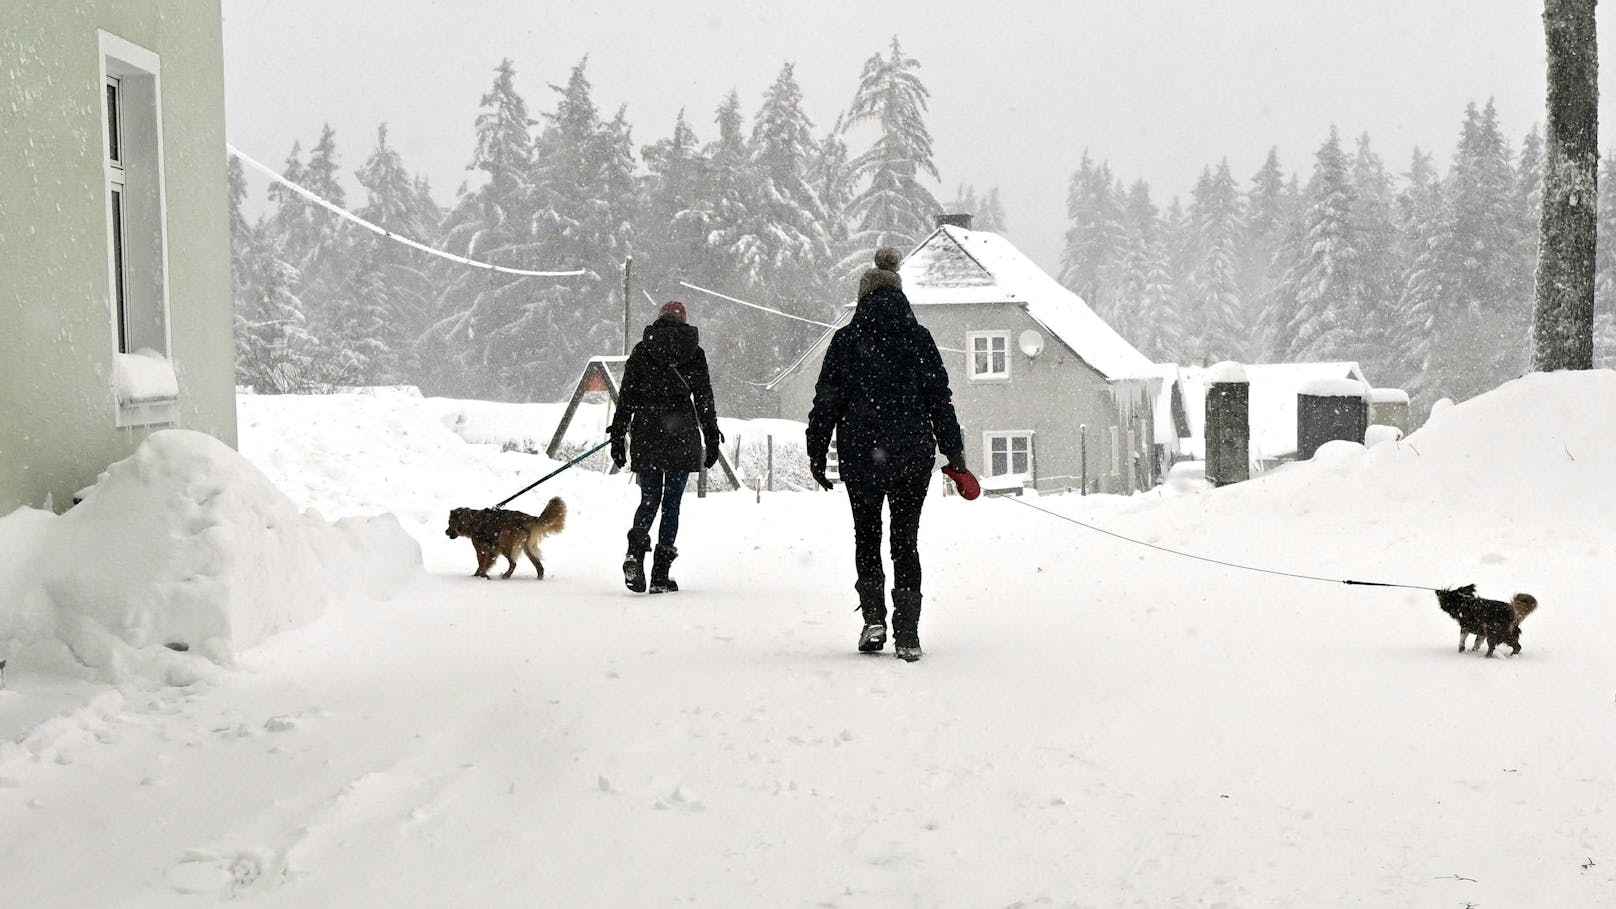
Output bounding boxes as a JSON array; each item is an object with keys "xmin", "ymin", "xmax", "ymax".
[{"xmin": 114, "ymin": 348, "xmax": 179, "ymax": 404}]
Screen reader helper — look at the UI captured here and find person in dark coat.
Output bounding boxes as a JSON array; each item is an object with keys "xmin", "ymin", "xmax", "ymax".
[
  {"xmin": 609, "ymin": 301, "xmax": 722, "ymax": 593},
  {"xmin": 806, "ymin": 247, "xmax": 965, "ymax": 662}
]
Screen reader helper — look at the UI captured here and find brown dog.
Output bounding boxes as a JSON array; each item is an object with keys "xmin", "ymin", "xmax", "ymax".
[
  {"xmin": 1435, "ymin": 584, "xmax": 1538, "ymax": 657},
  {"xmin": 445, "ymin": 497, "xmax": 567, "ymax": 579}
]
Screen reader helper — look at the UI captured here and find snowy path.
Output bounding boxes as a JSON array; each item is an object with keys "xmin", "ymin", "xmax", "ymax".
[
  {"xmin": 5, "ymin": 378, "xmax": 1616, "ymax": 906},
  {"xmin": 5, "ymin": 483, "xmax": 1614, "ymax": 907}
]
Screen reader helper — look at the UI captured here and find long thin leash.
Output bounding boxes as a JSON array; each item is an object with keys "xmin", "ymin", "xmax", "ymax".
[
  {"xmin": 492, "ymin": 440, "xmax": 612, "ymax": 510},
  {"xmin": 986, "ymin": 490, "xmax": 1438, "ymax": 592}
]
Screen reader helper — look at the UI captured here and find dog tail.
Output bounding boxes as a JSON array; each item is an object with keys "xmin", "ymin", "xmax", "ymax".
[
  {"xmin": 1510, "ymin": 593, "xmax": 1538, "ymax": 629},
  {"xmin": 534, "ymin": 496, "xmax": 567, "ymax": 534}
]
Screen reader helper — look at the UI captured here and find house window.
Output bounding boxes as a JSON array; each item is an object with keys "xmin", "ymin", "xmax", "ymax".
[
  {"xmin": 984, "ymin": 432, "xmax": 1034, "ymax": 479},
  {"xmin": 968, "ymin": 331, "xmax": 1011, "ymax": 382},
  {"xmin": 100, "ymin": 31, "xmax": 176, "ymax": 427}
]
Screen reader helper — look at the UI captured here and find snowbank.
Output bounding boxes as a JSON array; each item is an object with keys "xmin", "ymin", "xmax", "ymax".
[
  {"xmin": 0, "ymin": 430, "xmax": 420, "ymax": 683},
  {"xmin": 1298, "ymin": 377, "xmax": 1368, "ymax": 397}
]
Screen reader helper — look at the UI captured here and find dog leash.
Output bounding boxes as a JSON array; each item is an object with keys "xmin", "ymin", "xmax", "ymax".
[
  {"xmin": 491, "ymin": 440, "xmax": 612, "ymax": 510},
  {"xmin": 987, "ymin": 491, "xmax": 1439, "ymax": 592}
]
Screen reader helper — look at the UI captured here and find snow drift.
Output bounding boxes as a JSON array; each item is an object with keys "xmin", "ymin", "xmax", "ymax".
[{"xmin": 0, "ymin": 430, "xmax": 420, "ymax": 683}]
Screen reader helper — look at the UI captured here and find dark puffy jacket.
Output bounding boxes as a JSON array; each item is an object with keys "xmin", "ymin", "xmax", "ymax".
[
  {"xmin": 806, "ymin": 281, "xmax": 964, "ymax": 484},
  {"xmin": 609, "ymin": 317, "xmax": 720, "ymax": 473}
]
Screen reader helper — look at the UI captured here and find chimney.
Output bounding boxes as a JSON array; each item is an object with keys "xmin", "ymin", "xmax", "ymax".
[{"xmin": 936, "ymin": 213, "xmax": 973, "ymax": 230}]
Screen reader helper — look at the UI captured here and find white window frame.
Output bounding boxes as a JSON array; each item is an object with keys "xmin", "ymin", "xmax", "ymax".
[
  {"xmin": 966, "ymin": 330, "xmax": 1012, "ymax": 383},
  {"xmin": 982, "ymin": 431, "xmax": 1035, "ymax": 481},
  {"xmin": 99, "ymin": 30, "xmax": 176, "ymax": 427}
]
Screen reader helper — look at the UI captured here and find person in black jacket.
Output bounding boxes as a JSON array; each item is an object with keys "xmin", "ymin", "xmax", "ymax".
[
  {"xmin": 806, "ymin": 248, "xmax": 965, "ymax": 662},
  {"xmin": 609, "ymin": 301, "xmax": 722, "ymax": 594}
]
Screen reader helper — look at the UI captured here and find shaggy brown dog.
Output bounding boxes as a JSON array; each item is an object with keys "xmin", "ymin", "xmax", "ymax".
[
  {"xmin": 1435, "ymin": 584, "xmax": 1538, "ymax": 657},
  {"xmin": 445, "ymin": 497, "xmax": 567, "ymax": 579}
]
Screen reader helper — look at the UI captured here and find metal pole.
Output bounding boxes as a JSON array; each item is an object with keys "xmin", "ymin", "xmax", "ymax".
[{"xmin": 622, "ymin": 256, "xmax": 633, "ymax": 357}]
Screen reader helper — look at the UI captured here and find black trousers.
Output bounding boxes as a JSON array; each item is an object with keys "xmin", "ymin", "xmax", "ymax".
[{"xmin": 845, "ymin": 471, "xmax": 930, "ymax": 592}]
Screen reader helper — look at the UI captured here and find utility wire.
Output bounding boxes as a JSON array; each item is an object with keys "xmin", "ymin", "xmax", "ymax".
[
  {"xmin": 229, "ymin": 144, "xmax": 586, "ymax": 278},
  {"xmin": 678, "ymin": 280, "xmax": 966, "ymax": 353},
  {"xmin": 987, "ymin": 490, "xmax": 1438, "ymax": 591}
]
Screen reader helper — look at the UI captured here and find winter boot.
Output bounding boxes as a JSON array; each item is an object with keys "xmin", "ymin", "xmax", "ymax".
[
  {"xmin": 855, "ymin": 578, "xmax": 888, "ymax": 653},
  {"xmin": 891, "ymin": 589, "xmax": 924, "ymax": 662},
  {"xmin": 623, "ymin": 529, "xmax": 651, "ymax": 593},
  {"xmin": 648, "ymin": 544, "xmax": 679, "ymax": 594}
]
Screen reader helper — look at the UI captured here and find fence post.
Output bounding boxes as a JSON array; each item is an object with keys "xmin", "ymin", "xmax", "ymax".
[
  {"xmin": 766, "ymin": 435, "xmax": 774, "ymax": 492},
  {"xmin": 697, "ymin": 465, "xmax": 707, "ymax": 498},
  {"xmin": 1080, "ymin": 424, "xmax": 1088, "ymax": 495}
]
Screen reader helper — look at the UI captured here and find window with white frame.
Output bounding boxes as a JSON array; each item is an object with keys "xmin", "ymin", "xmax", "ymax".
[
  {"xmin": 967, "ymin": 331, "xmax": 1011, "ymax": 381},
  {"xmin": 100, "ymin": 31, "xmax": 176, "ymax": 427},
  {"xmin": 984, "ymin": 432, "xmax": 1034, "ymax": 479}
]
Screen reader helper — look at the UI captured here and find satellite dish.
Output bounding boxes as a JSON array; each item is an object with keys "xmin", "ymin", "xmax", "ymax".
[{"xmin": 1018, "ymin": 329, "xmax": 1045, "ymax": 358}]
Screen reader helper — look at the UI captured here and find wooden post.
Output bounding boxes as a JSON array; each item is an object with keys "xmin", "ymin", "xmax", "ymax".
[
  {"xmin": 697, "ymin": 464, "xmax": 707, "ymax": 498},
  {"xmin": 622, "ymin": 256, "xmax": 633, "ymax": 357},
  {"xmin": 766, "ymin": 435, "xmax": 774, "ymax": 492},
  {"xmin": 1080, "ymin": 424, "xmax": 1088, "ymax": 495}
]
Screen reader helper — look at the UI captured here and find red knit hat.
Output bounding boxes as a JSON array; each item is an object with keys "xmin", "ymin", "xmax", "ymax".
[{"xmin": 659, "ymin": 300, "xmax": 687, "ymax": 322}]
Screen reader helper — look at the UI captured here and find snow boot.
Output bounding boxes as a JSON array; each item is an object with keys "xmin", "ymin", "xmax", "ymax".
[
  {"xmin": 623, "ymin": 529, "xmax": 651, "ymax": 593},
  {"xmin": 891, "ymin": 589, "xmax": 923, "ymax": 662},
  {"xmin": 648, "ymin": 544, "xmax": 679, "ymax": 594},
  {"xmin": 855, "ymin": 578, "xmax": 887, "ymax": 653}
]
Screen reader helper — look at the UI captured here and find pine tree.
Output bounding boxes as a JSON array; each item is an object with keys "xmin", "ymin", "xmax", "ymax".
[
  {"xmin": 346, "ymin": 123, "xmax": 435, "ymax": 384},
  {"xmin": 843, "ymin": 37, "xmax": 941, "ymax": 260},
  {"xmin": 1386, "ymin": 147, "xmax": 1441, "ymax": 394},
  {"xmin": 641, "ymin": 109, "xmax": 709, "ymax": 298},
  {"xmin": 947, "ymin": 184, "xmax": 1007, "ymax": 233},
  {"xmin": 1188, "ymin": 160, "xmax": 1246, "ymax": 361},
  {"xmin": 1267, "ymin": 127, "xmax": 1364, "ymax": 362},
  {"xmin": 430, "ymin": 58, "xmax": 537, "ymax": 398},
  {"xmin": 1425, "ymin": 100, "xmax": 1528, "ymax": 402},
  {"xmin": 1059, "ymin": 154, "xmax": 1128, "ymax": 324},
  {"xmin": 1349, "ymin": 133, "xmax": 1402, "ymax": 382},
  {"xmin": 1116, "ymin": 180, "xmax": 1180, "ymax": 360}
]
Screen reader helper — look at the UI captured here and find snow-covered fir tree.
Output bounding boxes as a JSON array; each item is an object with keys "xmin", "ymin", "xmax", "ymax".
[
  {"xmin": 1058, "ymin": 154, "xmax": 1128, "ymax": 325},
  {"xmin": 1385, "ymin": 147, "xmax": 1441, "ymax": 394},
  {"xmin": 842, "ymin": 37, "xmax": 941, "ymax": 262},
  {"xmin": 1266, "ymin": 126, "xmax": 1364, "ymax": 363},
  {"xmin": 1240, "ymin": 147, "xmax": 1293, "ymax": 342},
  {"xmin": 1423, "ymin": 100, "xmax": 1528, "ymax": 403},
  {"xmin": 1116, "ymin": 180, "xmax": 1180, "ymax": 360},
  {"xmin": 1187, "ymin": 160, "xmax": 1246, "ymax": 361},
  {"xmin": 430, "ymin": 59, "xmax": 538, "ymax": 399},
  {"xmin": 1348, "ymin": 133, "xmax": 1403, "ymax": 383}
]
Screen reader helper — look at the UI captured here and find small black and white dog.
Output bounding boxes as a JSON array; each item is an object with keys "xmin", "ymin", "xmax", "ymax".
[{"xmin": 1435, "ymin": 584, "xmax": 1539, "ymax": 657}]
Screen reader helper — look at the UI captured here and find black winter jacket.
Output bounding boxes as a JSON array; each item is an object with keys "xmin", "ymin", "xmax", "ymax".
[
  {"xmin": 609, "ymin": 317, "xmax": 720, "ymax": 473},
  {"xmin": 806, "ymin": 283, "xmax": 964, "ymax": 484}
]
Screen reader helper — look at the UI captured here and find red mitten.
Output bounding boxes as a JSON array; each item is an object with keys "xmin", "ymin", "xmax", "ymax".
[{"xmin": 941, "ymin": 464, "xmax": 981, "ymax": 500}]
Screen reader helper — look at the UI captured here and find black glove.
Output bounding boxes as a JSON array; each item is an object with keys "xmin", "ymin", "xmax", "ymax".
[
  {"xmin": 610, "ymin": 436, "xmax": 627, "ymax": 469},
  {"xmin": 704, "ymin": 442, "xmax": 720, "ymax": 469},
  {"xmin": 944, "ymin": 450, "xmax": 967, "ymax": 472},
  {"xmin": 809, "ymin": 457, "xmax": 834, "ymax": 491}
]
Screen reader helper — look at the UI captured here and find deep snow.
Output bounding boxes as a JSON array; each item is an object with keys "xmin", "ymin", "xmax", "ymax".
[{"xmin": 2, "ymin": 372, "xmax": 1615, "ymax": 907}]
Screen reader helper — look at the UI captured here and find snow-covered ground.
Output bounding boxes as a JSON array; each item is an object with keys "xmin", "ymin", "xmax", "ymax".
[{"xmin": 3, "ymin": 373, "xmax": 1615, "ymax": 906}]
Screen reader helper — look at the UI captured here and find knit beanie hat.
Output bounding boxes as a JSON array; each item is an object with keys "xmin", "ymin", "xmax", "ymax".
[{"xmin": 658, "ymin": 300, "xmax": 687, "ymax": 322}]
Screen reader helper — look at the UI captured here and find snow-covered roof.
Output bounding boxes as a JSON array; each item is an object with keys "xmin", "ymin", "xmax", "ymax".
[
  {"xmin": 900, "ymin": 226, "xmax": 1159, "ymax": 380},
  {"xmin": 1173, "ymin": 362, "xmax": 1370, "ymax": 461}
]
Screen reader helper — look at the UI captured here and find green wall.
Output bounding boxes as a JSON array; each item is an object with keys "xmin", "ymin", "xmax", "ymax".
[{"xmin": 0, "ymin": 1, "xmax": 236, "ymax": 513}]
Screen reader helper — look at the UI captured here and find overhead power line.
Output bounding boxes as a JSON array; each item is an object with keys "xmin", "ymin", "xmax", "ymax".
[{"xmin": 228, "ymin": 144, "xmax": 586, "ymax": 278}]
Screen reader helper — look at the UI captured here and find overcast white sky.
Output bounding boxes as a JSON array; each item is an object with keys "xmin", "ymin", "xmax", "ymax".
[{"xmin": 223, "ymin": 0, "xmax": 1616, "ymax": 275}]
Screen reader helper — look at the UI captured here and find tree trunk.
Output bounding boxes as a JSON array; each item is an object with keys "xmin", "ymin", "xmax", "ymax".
[{"xmin": 1532, "ymin": 0, "xmax": 1599, "ymax": 371}]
